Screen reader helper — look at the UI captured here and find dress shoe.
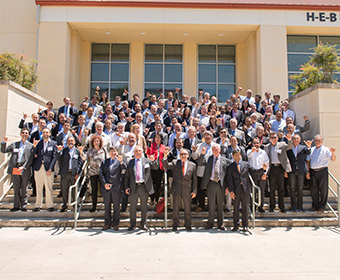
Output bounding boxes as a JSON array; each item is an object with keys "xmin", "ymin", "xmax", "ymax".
[
  {"xmin": 225, "ymin": 208, "xmax": 230, "ymax": 213},
  {"xmin": 231, "ymin": 227, "xmax": 239, "ymax": 232},
  {"xmin": 205, "ymin": 224, "xmax": 213, "ymax": 230},
  {"xmin": 120, "ymin": 208, "xmax": 127, "ymax": 213},
  {"xmin": 139, "ymin": 225, "xmax": 148, "ymax": 231},
  {"xmin": 32, "ymin": 207, "xmax": 40, "ymax": 212},
  {"xmin": 102, "ymin": 224, "xmax": 111, "ymax": 231},
  {"xmin": 258, "ymin": 207, "xmax": 265, "ymax": 213},
  {"xmin": 89, "ymin": 208, "xmax": 96, "ymax": 213},
  {"xmin": 113, "ymin": 225, "xmax": 119, "ymax": 231},
  {"xmin": 281, "ymin": 209, "xmax": 286, "ymax": 213},
  {"xmin": 318, "ymin": 208, "xmax": 325, "ymax": 213},
  {"xmin": 10, "ymin": 207, "xmax": 19, "ymax": 212},
  {"xmin": 48, "ymin": 207, "xmax": 54, "ymax": 212},
  {"xmin": 57, "ymin": 193, "xmax": 62, "ymax": 198},
  {"xmin": 292, "ymin": 207, "xmax": 297, "ymax": 213},
  {"xmin": 195, "ymin": 207, "xmax": 203, "ymax": 213},
  {"xmin": 309, "ymin": 207, "xmax": 317, "ymax": 212},
  {"xmin": 31, "ymin": 193, "xmax": 36, "ymax": 197},
  {"xmin": 185, "ymin": 227, "xmax": 192, "ymax": 232},
  {"xmin": 172, "ymin": 226, "xmax": 178, "ymax": 231},
  {"xmin": 60, "ymin": 205, "xmax": 67, "ymax": 212},
  {"xmin": 21, "ymin": 208, "xmax": 27, "ymax": 212},
  {"xmin": 298, "ymin": 208, "xmax": 305, "ymax": 212},
  {"xmin": 127, "ymin": 226, "xmax": 135, "ymax": 231},
  {"xmin": 218, "ymin": 226, "xmax": 225, "ymax": 231},
  {"xmin": 269, "ymin": 209, "xmax": 274, "ymax": 212},
  {"xmin": 243, "ymin": 227, "xmax": 250, "ymax": 232}
]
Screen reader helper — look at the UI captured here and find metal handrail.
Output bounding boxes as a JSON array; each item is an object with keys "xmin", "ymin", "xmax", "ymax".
[
  {"xmin": 164, "ymin": 170, "xmax": 168, "ymax": 230},
  {"xmin": 248, "ymin": 174, "xmax": 261, "ymax": 229},
  {"xmin": 327, "ymin": 171, "xmax": 340, "ymax": 227},
  {"xmin": 73, "ymin": 166, "xmax": 90, "ymax": 228},
  {"xmin": 0, "ymin": 157, "xmax": 12, "ymax": 202},
  {"xmin": 68, "ymin": 160, "xmax": 88, "ymax": 206}
]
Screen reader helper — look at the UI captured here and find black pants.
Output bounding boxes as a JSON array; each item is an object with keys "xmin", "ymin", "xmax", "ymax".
[
  {"xmin": 60, "ymin": 172, "xmax": 76, "ymax": 206},
  {"xmin": 249, "ymin": 169, "xmax": 266, "ymax": 209},
  {"xmin": 150, "ymin": 169, "xmax": 163, "ymax": 202},
  {"xmin": 11, "ymin": 171, "xmax": 30, "ymax": 209},
  {"xmin": 269, "ymin": 165, "xmax": 285, "ymax": 211},
  {"xmin": 90, "ymin": 175, "xmax": 101, "ymax": 210},
  {"xmin": 310, "ymin": 168, "xmax": 328, "ymax": 210},
  {"xmin": 129, "ymin": 184, "xmax": 149, "ymax": 228},
  {"xmin": 233, "ymin": 186, "xmax": 250, "ymax": 228},
  {"xmin": 173, "ymin": 193, "xmax": 191, "ymax": 228},
  {"xmin": 288, "ymin": 171, "xmax": 305, "ymax": 210},
  {"xmin": 207, "ymin": 181, "xmax": 224, "ymax": 227},
  {"xmin": 103, "ymin": 188, "xmax": 121, "ymax": 226}
]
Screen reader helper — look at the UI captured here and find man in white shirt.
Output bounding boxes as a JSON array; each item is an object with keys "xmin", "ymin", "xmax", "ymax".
[
  {"xmin": 270, "ymin": 110, "xmax": 286, "ymax": 133},
  {"xmin": 247, "ymin": 137, "xmax": 269, "ymax": 212},
  {"xmin": 111, "ymin": 123, "xmax": 128, "ymax": 148},
  {"xmin": 307, "ymin": 135, "xmax": 336, "ymax": 212},
  {"xmin": 281, "ymin": 100, "xmax": 295, "ymax": 121}
]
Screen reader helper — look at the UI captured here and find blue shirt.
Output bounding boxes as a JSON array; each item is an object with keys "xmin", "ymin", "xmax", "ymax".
[
  {"xmin": 68, "ymin": 147, "xmax": 75, "ymax": 170},
  {"xmin": 17, "ymin": 140, "xmax": 27, "ymax": 163},
  {"xmin": 308, "ymin": 145, "xmax": 332, "ymax": 169},
  {"xmin": 135, "ymin": 158, "xmax": 144, "ymax": 183}
]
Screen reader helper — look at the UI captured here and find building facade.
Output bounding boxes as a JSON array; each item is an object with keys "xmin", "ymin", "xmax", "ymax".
[{"xmin": 1, "ymin": 0, "xmax": 340, "ymax": 106}]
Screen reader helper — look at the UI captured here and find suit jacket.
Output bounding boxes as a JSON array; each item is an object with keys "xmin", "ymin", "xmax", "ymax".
[
  {"xmin": 32, "ymin": 140, "xmax": 58, "ymax": 172},
  {"xmin": 264, "ymin": 141, "xmax": 292, "ymax": 173},
  {"xmin": 118, "ymin": 144, "xmax": 137, "ymax": 164},
  {"xmin": 229, "ymin": 110, "xmax": 245, "ymax": 126},
  {"xmin": 56, "ymin": 131, "xmax": 80, "ymax": 147},
  {"xmin": 99, "ymin": 158, "xmax": 126, "ymax": 192},
  {"xmin": 1, "ymin": 141, "xmax": 34, "ymax": 174},
  {"xmin": 287, "ymin": 144, "xmax": 310, "ymax": 174},
  {"xmin": 162, "ymin": 159, "xmax": 197, "ymax": 196},
  {"xmin": 183, "ymin": 137, "xmax": 202, "ymax": 151},
  {"xmin": 18, "ymin": 119, "xmax": 34, "ymax": 131},
  {"xmin": 198, "ymin": 154, "xmax": 230, "ymax": 190},
  {"xmin": 57, "ymin": 147, "xmax": 83, "ymax": 176},
  {"xmin": 228, "ymin": 128, "xmax": 246, "ymax": 147},
  {"xmin": 227, "ymin": 161, "xmax": 251, "ymax": 195},
  {"xmin": 29, "ymin": 130, "xmax": 43, "ymax": 143},
  {"xmin": 224, "ymin": 145, "xmax": 247, "ymax": 161},
  {"xmin": 124, "ymin": 157, "xmax": 157, "ymax": 195},
  {"xmin": 58, "ymin": 105, "xmax": 78, "ymax": 124}
]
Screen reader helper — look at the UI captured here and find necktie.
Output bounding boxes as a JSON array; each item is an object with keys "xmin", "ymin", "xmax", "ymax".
[
  {"xmin": 237, "ymin": 163, "xmax": 241, "ymax": 173},
  {"xmin": 232, "ymin": 130, "xmax": 235, "ymax": 136},
  {"xmin": 182, "ymin": 162, "xmax": 185, "ymax": 176},
  {"xmin": 214, "ymin": 156, "xmax": 220, "ymax": 181},
  {"xmin": 136, "ymin": 159, "xmax": 140, "ymax": 181}
]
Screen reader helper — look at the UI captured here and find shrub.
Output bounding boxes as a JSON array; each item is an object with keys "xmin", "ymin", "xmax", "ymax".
[{"xmin": 0, "ymin": 52, "xmax": 38, "ymax": 91}]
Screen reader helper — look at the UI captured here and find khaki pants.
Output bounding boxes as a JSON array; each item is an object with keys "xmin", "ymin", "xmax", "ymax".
[{"xmin": 34, "ymin": 166, "xmax": 54, "ymax": 208}]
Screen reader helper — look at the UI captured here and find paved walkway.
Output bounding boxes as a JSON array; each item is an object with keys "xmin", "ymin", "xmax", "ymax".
[{"xmin": 0, "ymin": 226, "xmax": 340, "ymax": 279}]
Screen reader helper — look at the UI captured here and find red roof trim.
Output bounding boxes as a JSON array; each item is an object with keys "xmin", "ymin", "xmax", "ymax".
[{"xmin": 35, "ymin": 1, "xmax": 340, "ymax": 11}]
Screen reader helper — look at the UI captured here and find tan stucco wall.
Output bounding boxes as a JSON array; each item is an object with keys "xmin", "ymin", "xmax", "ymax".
[
  {"xmin": 256, "ymin": 25, "xmax": 289, "ymax": 99},
  {"xmin": 183, "ymin": 43, "xmax": 197, "ymax": 98},
  {"xmin": 289, "ymin": 85, "xmax": 340, "ymax": 186},
  {"xmin": 130, "ymin": 42, "xmax": 144, "ymax": 98},
  {"xmin": 36, "ymin": 21, "xmax": 71, "ymax": 107},
  {"xmin": 0, "ymin": 0, "xmax": 37, "ymax": 59}
]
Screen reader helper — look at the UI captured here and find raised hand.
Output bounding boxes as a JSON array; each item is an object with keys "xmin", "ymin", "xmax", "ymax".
[
  {"xmin": 38, "ymin": 107, "xmax": 42, "ymax": 113},
  {"xmin": 148, "ymin": 154, "xmax": 155, "ymax": 162},
  {"xmin": 164, "ymin": 147, "xmax": 170, "ymax": 158},
  {"xmin": 78, "ymin": 146, "xmax": 84, "ymax": 153},
  {"xmin": 84, "ymin": 96, "xmax": 89, "ymax": 101},
  {"xmin": 160, "ymin": 92, "xmax": 164, "ymax": 99},
  {"xmin": 303, "ymin": 115, "xmax": 308, "ymax": 121},
  {"xmin": 70, "ymin": 102, "xmax": 75, "ymax": 107},
  {"xmin": 330, "ymin": 147, "xmax": 337, "ymax": 154},
  {"xmin": 230, "ymin": 191, "xmax": 236, "ymax": 200},
  {"xmin": 284, "ymin": 133, "xmax": 292, "ymax": 141},
  {"xmin": 192, "ymin": 145, "xmax": 198, "ymax": 152},
  {"xmin": 251, "ymin": 146, "xmax": 257, "ymax": 153},
  {"xmin": 117, "ymin": 155, "xmax": 123, "ymax": 164},
  {"xmin": 201, "ymin": 146, "xmax": 207, "ymax": 155},
  {"xmin": 238, "ymin": 87, "xmax": 243, "ymax": 92},
  {"xmin": 262, "ymin": 163, "xmax": 268, "ymax": 171},
  {"xmin": 57, "ymin": 145, "xmax": 63, "ymax": 151},
  {"xmin": 33, "ymin": 139, "xmax": 39, "ymax": 148},
  {"xmin": 96, "ymin": 86, "xmax": 100, "ymax": 91},
  {"xmin": 3, "ymin": 136, "xmax": 8, "ymax": 142},
  {"xmin": 216, "ymin": 118, "xmax": 222, "ymax": 126},
  {"xmin": 23, "ymin": 112, "xmax": 28, "ymax": 119},
  {"xmin": 304, "ymin": 140, "xmax": 313, "ymax": 149}
]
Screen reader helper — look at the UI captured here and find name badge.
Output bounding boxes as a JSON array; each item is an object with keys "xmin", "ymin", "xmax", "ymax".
[
  {"xmin": 73, "ymin": 154, "xmax": 79, "ymax": 159},
  {"xmin": 14, "ymin": 148, "xmax": 19, "ymax": 153},
  {"xmin": 145, "ymin": 163, "xmax": 150, "ymax": 168},
  {"xmin": 47, "ymin": 147, "xmax": 53, "ymax": 152},
  {"xmin": 276, "ymin": 149, "xmax": 282, "ymax": 154}
]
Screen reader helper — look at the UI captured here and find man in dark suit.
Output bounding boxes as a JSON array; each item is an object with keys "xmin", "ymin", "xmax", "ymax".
[
  {"xmin": 56, "ymin": 121, "xmax": 80, "ymax": 147},
  {"xmin": 56, "ymin": 136, "xmax": 83, "ymax": 212},
  {"xmin": 99, "ymin": 147, "xmax": 126, "ymax": 231},
  {"xmin": 58, "ymin": 97, "xmax": 78, "ymax": 125},
  {"xmin": 29, "ymin": 118, "xmax": 47, "ymax": 143},
  {"xmin": 1, "ymin": 128, "xmax": 34, "ymax": 211},
  {"xmin": 227, "ymin": 149, "xmax": 252, "ymax": 232},
  {"xmin": 198, "ymin": 145, "xmax": 230, "ymax": 230},
  {"xmin": 183, "ymin": 126, "xmax": 202, "ymax": 151},
  {"xmin": 264, "ymin": 132, "xmax": 292, "ymax": 213},
  {"xmin": 147, "ymin": 121, "xmax": 168, "ymax": 147},
  {"xmin": 229, "ymin": 102, "xmax": 245, "ymax": 126},
  {"xmin": 162, "ymin": 147, "xmax": 197, "ymax": 231},
  {"xmin": 125, "ymin": 146, "xmax": 157, "ymax": 231},
  {"xmin": 32, "ymin": 127, "xmax": 58, "ymax": 212},
  {"xmin": 228, "ymin": 118, "xmax": 246, "ymax": 148},
  {"xmin": 18, "ymin": 113, "xmax": 39, "ymax": 134},
  {"xmin": 287, "ymin": 135, "xmax": 311, "ymax": 212}
]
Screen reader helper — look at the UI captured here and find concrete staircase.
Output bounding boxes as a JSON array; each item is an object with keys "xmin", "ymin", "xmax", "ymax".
[{"xmin": 0, "ymin": 179, "xmax": 338, "ymax": 228}]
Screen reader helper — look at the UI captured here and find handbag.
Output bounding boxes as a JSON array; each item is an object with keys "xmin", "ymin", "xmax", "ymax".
[{"xmin": 156, "ymin": 197, "xmax": 165, "ymax": 214}]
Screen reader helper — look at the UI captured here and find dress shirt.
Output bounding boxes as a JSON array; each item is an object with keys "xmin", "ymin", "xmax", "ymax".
[
  {"xmin": 270, "ymin": 119, "xmax": 286, "ymax": 133},
  {"xmin": 64, "ymin": 106, "xmax": 70, "ymax": 117},
  {"xmin": 247, "ymin": 149, "xmax": 269, "ymax": 172},
  {"xmin": 199, "ymin": 115, "xmax": 210, "ymax": 126},
  {"xmin": 168, "ymin": 132, "xmax": 186, "ymax": 148},
  {"xmin": 283, "ymin": 109, "xmax": 295, "ymax": 121},
  {"xmin": 181, "ymin": 160, "xmax": 188, "ymax": 176},
  {"xmin": 68, "ymin": 147, "xmax": 75, "ymax": 170},
  {"xmin": 270, "ymin": 145, "xmax": 280, "ymax": 164},
  {"xmin": 43, "ymin": 139, "xmax": 50, "ymax": 153},
  {"xmin": 240, "ymin": 96, "xmax": 255, "ymax": 105},
  {"xmin": 17, "ymin": 140, "xmax": 28, "ymax": 163},
  {"xmin": 292, "ymin": 144, "xmax": 299, "ymax": 158},
  {"xmin": 135, "ymin": 158, "xmax": 144, "ymax": 183},
  {"xmin": 308, "ymin": 146, "xmax": 332, "ymax": 169}
]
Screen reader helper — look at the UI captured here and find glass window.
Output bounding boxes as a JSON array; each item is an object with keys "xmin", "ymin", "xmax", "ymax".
[
  {"xmin": 90, "ymin": 43, "xmax": 130, "ymax": 101},
  {"xmin": 287, "ymin": 36, "xmax": 317, "ymax": 53},
  {"xmin": 198, "ymin": 45, "xmax": 236, "ymax": 103},
  {"xmin": 144, "ymin": 44, "xmax": 183, "ymax": 97},
  {"xmin": 288, "ymin": 54, "xmax": 313, "ymax": 72},
  {"xmin": 320, "ymin": 36, "xmax": 340, "ymax": 51}
]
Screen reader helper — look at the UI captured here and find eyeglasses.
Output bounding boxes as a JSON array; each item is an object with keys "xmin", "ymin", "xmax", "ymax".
[
  {"xmin": 270, "ymin": 137, "xmax": 277, "ymax": 139},
  {"xmin": 180, "ymin": 153, "xmax": 187, "ymax": 156},
  {"xmin": 21, "ymin": 132, "xmax": 29, "ymax": 135}
]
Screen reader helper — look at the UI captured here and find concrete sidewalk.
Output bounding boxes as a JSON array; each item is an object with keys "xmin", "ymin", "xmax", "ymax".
[{"xmin": 0, "ymin": 227, "xmax": 340, "ymax": 279}]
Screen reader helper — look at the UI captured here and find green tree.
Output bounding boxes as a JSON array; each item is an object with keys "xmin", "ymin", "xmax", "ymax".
[
  {"xmin": 0, "ymin": 52, "xmax": 38, "ymax": 91},
  {"xmin": 290, "ymin": 43, "xmax": 340, "ymax": 94}
]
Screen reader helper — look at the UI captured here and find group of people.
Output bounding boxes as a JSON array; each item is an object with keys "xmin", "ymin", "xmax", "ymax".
[{"xmin": 1, "ymin": 86, "xmax": 337, "ymax": 232}]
